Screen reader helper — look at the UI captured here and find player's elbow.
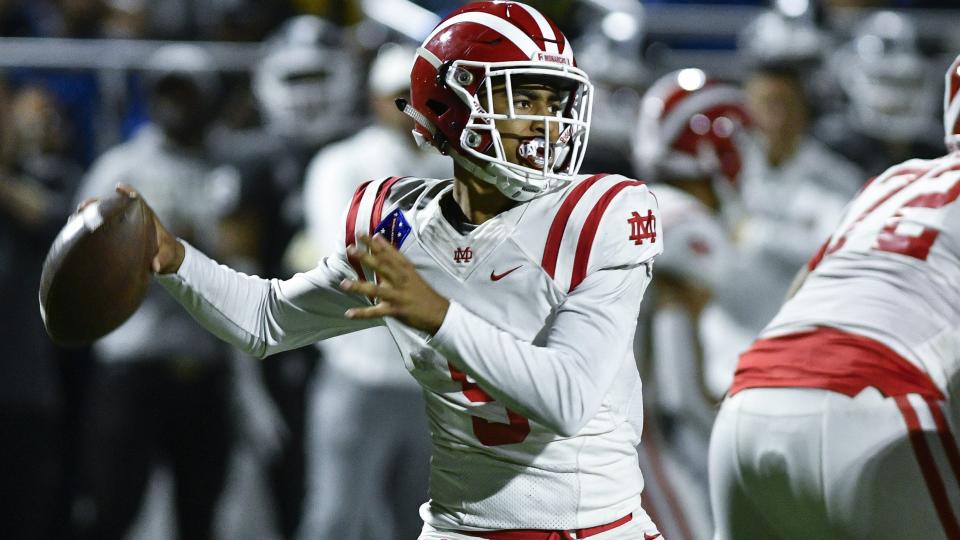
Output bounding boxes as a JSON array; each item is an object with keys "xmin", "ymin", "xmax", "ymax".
[
  {"xmin": 544, "ymin": 397, "xmax": 599, "ymax": 438},
  {"xmin": 550, "ymin": 417, "xmax": 586, "ymax": 438}
]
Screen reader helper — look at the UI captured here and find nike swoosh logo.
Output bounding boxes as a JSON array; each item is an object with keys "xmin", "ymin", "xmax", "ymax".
[{"xmin": 490, "ymin": 265, "xmax": 523, "ymax": 281}]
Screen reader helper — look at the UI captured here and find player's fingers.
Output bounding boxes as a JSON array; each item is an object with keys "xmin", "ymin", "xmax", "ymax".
[
  {"xmin": 115, "ymin": 183, "xmax": 139, "ymax": 199},
  {"xmin": 344, "ymin": 303, "xmax": 394, "ymax": 320},
  {"xmin": 363, "ymin": 234, "xmax": 410, "ymax": 268},
  {"xmin": 348, "ymin": 244, "xmax": 403, "ymax": 283},
  {"xmin": 357, "ymin": 236, "xmax": 414, "ymax": 284},
  {"xmin": 76, "ymin": 197, "xmax": 98, "ymax": 213},
  {"xmin": 339, "ymin": 278, "xmax": 381, "ymax": 298}
]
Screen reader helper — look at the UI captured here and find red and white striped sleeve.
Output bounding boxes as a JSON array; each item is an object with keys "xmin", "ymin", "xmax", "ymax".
[{"xmin": 540, "ymin": 174, "xmax": 663, "ymax": 293}]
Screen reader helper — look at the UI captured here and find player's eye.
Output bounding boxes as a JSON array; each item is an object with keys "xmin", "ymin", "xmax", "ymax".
[{"xmin": 513, "ymin": 98, "xmax": 531, "ymax": 110}]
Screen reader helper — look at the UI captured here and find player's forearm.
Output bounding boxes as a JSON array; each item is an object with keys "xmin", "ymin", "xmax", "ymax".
[
  {"xmin": 156, "ymin": 241, "xmax": 278, "ymax": 356},
  {"xmin": 157, "ymin": 242, "xmax": 374, "ymax": 358},
  {"xmin": 429, "ymin": 271, "xmax": 646, "ymax": 438},
  {"xmin": 429, "ymin": 303, "xmax": 601, "ymax": 437}
]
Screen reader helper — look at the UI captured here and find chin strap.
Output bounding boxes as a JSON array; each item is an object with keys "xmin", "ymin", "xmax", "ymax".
[{"xmin": 449, "ymin": 150, "xmax": 540, "ymax": 202}]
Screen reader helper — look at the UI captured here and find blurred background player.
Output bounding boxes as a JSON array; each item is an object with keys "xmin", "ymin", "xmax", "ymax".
[
  {"xmin": 295, "ymin": 42, "xmax": 448, "ymax": 540},
  {"xmin": 70, "ymin": 44, "xmax": 241, "ymax": 540},
  {"xmin": 710, "ymin": 51, "xmax": 960, "ymax": 540},
  {"xmin": 632, "ymin": 67, "xmax": 772, "ymax": 540},
  {"xmin": 816, "ymin": 10, "xmax": 943, "ymax": 177}
]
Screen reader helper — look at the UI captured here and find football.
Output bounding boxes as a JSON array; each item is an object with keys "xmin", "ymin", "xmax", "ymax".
[{"xmin": 39, "ymin": 191, "xmax": 157, "ymax": 346}]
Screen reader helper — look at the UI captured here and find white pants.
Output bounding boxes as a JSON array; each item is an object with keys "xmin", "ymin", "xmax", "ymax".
[
  {"xmin": 418, "ymin": 508, "xmax": 661, "ymax": 539},
  {"xmin": 709, "ymin": 387, "xmax": 960, "ymax": 540}
]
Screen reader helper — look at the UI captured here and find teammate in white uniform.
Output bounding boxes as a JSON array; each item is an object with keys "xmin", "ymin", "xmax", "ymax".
[
  {"xmin": 631, "ymin": 69, "xmax": 758, "ymax": 540},
  {"xmin": 123, "ymin": 3, "xmax": 663, "ymax": 538},
  {"xmin": 709, "ymin": 53, "xmax": 960, "ymax": 540}
]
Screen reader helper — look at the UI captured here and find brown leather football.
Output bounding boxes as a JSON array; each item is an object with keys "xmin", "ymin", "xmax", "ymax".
[{"xmin": 39, "ymin": 192, "xmax": 157, "ymax": 346}]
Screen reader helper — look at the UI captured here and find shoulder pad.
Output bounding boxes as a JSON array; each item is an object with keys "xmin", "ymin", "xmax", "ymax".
[
  {"xmin": 343, "ymin": 176, "xmax": 441, "ymax": 280},
  {"xmin": 538, "ymin": 173, "xmax": 662, "ymax": 293}
]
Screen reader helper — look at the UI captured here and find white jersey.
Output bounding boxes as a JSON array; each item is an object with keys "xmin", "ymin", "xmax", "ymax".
[
  {"xmin": 157, "ymin": 173, "xmax": 663, "ymax": 530},
  {"xmin": 763, "ymin": 153, "xmax": 960, "ymax": 397}
]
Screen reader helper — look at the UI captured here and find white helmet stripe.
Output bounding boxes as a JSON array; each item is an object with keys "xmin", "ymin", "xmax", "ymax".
[
  {"xmin": 514, "ymin": 3, "xmax": 559, "ymax": 55},
  {"xmin": 417, "ymin": 47, "xmax": 442, "ymax": 70},
  {"xmin": 421, "ymin": 12, "xmax": 542, "ymax": 59}
]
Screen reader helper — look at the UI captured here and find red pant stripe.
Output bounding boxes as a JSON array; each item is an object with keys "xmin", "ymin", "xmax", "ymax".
[
  {"xmin": 895, "ymin": 395, "xmax": 960, "ymax": 540},
  {"xmin": 925, "ymin": 397, "xmax": 960, "ymax": 491}
]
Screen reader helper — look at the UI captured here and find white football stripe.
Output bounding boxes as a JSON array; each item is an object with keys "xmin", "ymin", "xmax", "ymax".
[
  {"xmin": 515, "ymin": 3, "xmax": 558, "ymax": 54},
  {"xmin": 421, "ymin": 12, "xmax": 541, "ymax": 59},
  {"xmin": 417, "ymin": 47, "xmax": 442, "ymax": 69}
]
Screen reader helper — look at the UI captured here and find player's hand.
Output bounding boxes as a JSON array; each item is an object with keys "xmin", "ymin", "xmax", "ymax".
[
  {"xmin": 112, "ymin": 184, "xmax": 184, "ymax": 274},
  {"xmin": 340, "ymin": 234, "xmax": 450, "ymax": 334}
]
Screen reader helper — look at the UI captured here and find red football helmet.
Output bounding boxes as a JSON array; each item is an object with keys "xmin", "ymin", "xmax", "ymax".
[
  {"xmin": 633, "ymin": 68, "xmax": 751, "ymax": 187},
  {"xmin": 944, "ymin": 53, "xmax": 960, "ymax": 152},
  {"xmin": 403, "ymin": 1, "xmax": 594, "ymax": 201}
]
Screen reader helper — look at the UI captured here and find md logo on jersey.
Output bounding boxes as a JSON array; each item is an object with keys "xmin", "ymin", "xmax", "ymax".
[
  {"xmin": 628, "ymin": 209, "xmax": 657, "ymax": 245},
  {"xmin": 453, "ymin": 247, "xmax": 473, "ymax": 264},
  {"xmin": 373, "ymin": 209, "xmax": 411, "ymax": 250}
]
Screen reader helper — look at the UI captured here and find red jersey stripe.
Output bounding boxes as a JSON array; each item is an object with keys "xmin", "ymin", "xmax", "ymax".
[
  {"xmin": 369, "ymin": 176, "xmax": 403, "ymax": 235},
  {"xmin": 895, "ymin": 396, "xmax": 960, "ymax": 540},
  {"xmin": 368, "ymin": 176, "xmax": 403, "ymax": 283},
  {"xmin": 569, "ymin": 180, "xmax": 644, "ymax": 292},
  {"xmin": 806, "ymin": 236, "xmax": 831, "ymax": 271},
  {"xmin": 541, "ymin": 173, "xmax": 609, "ymax": 278},
  {"xmin": 345, "ymin": 180, "xmax": 372, "ymax": 281}
]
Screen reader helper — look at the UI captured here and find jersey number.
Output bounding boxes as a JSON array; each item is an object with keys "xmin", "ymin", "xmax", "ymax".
[
  {"xmin": 448, "ymin": 362, "xmax": 531, "ymax": 446},
  {"xmin": 825, "ymin": 166, "xmax": 960, "ymax": 262}
]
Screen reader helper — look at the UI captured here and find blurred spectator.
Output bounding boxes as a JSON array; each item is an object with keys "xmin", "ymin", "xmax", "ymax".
[
  {"xmin": 816, "ymin": 10, "xmax": 943, "ymax": 176},
  {"xmin": 742, "ymin": 62, "xmax": 862, "ymax": 206},
  {"xmin": 205, "ymin": 16, "xmax": 363, "ymax": 538},
  {"xmin": 0, "ymin": 79, "xmax": 82, "ymax": 540},
  {"xmin": 212, "ymin": 13, "xmax": 361, "ymax": 279},
  {"xmin": 70, "ymin": 44, "xmax": 237, "ymax": 540},
  {"xmin": 296, "ymin": 42, "xmax": 448, "ymax": 540}
]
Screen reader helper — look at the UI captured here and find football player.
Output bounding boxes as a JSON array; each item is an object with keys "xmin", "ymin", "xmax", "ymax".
[
  {"xmin": 709, "ymin": 53, "xmax": 960, "ymax": 540},
  {"xmin": 133, "ymin": 2, "xmax": 663, "ymax": 538}
]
